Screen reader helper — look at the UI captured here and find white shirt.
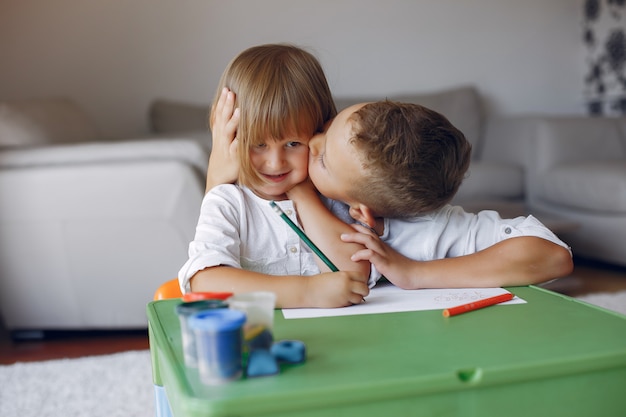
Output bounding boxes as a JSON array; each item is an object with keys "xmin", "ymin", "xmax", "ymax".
[
  {"xmin": 178, "ymin": 184, "xmax": 322, "ymax": 293},
  {"xmin": 179, "ymin": 189, "xmax": 570, "ymax": 292},
  {"xmin": 379, "ymin": 204, "xmax": 571, "ymax": 262}
]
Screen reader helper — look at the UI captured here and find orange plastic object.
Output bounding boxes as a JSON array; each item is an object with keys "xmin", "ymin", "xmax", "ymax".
[
  {"xmin": 182, "ymin": 292, "xmax": 233, "ymax": 302},
  {"xmin": 154, "ymin": 278, "xmax": 183, "ymax": 300}
]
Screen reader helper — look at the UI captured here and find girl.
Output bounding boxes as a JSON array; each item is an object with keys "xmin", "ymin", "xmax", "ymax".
[{"xmin": 178, "ymin": 44, "xmax": 370, "ymax": 308}]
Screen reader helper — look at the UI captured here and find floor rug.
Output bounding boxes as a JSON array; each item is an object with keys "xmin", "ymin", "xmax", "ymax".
[
  {"xmin": 1, "ymin": 292, "xmax": 624, "ymax": 417},
  {"xmin": 0, "ymin": 350, "xmax": 154, "ymax": 417},
  {"xmin": 575, "ymin": 291, "xmax": 626, "ymax": 316}
]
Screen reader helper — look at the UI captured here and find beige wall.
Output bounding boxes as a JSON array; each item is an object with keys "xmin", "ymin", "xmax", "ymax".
[{"xmin": 0, "ymin": 0, "xmax": 583, "ymax": 139}]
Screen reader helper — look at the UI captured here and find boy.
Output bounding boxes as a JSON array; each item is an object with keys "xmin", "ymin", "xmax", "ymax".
[{"xmin": 300, "ymin": 101, "xmax": 573, "ymax": 289}]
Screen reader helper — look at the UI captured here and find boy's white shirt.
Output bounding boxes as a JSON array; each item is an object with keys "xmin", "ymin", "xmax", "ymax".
[{"xmin": 371, "ymin": 204, "xmax": 572, "ymax": 282}]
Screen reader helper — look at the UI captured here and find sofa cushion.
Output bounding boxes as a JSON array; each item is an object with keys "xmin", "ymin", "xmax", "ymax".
[
  {"xmin": 540, "ymin": 161, "xmax": 626, "ymax": 213},
  {"xmin": 453, "ymin": 161, "xmax": 524, "ymax": 202},
  {"xmin": 334, "ymin": 85, "xmax": 484, "ymax": 157},
  {"xmin": 0, "ymin": 98, "xmax": 99, "ymax": 148},
  {"xmin": 149, "ymin": 99, "xmax": 210, "ymax": 134}
]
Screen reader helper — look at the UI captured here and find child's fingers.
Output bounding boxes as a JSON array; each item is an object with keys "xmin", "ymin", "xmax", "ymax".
[
  {"xmin": 340, "ymin": 231, "xmax": 364, "ymax": 244},
  {"xmin": 223, "ymin": 90, "xmax": 235, "ymax": 116},
  {"xmin": 214, "ymin": 87, "xmax": 228, "ymax": 114},
  {"xmin": 354, "ymin": 281, "xmax": 370, "ymax": 297},
  {"xmin": 215, "ymin": 88, "xmax": 235, "ymax": 121},
  {"xmin": 342, "ymin": 232, "xmax": 384, "ymax": 254},
  {"xmin": 349, "ymin": 223, "xmax": 376, "ymax": 235},
  {"xmin": 210, "ymin": 90, "xmax": 226, "ymax": 130},
  {"xmin": 349, "ymin": 281, "xmax": 369, "ymax": 304},
  {"xmin": 226, "ymin": 107, "xmax": 240, "ymax": 135},
  {"xmin": 350, "ymin": 248, "xmax": 377, "ymax": 263}
]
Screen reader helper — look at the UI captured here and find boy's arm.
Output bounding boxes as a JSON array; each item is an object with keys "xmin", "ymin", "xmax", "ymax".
[
  {"xmin": 189, "ymin": 266, "xmax": 369, "ymax": 308},
  {"xmin": 287, "ymin": 180, "xmax": 370, "ymax": 276},
  {"xmin": 343, "ymin": 224, "xmax": 573, "ymax": 288},
  {"xmin": 206, "ymin": 88, "xmax": 240, "ymax": 192}
]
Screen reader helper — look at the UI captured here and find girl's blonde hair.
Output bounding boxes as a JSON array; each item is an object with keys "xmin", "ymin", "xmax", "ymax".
[{"xmin": 211, "ymin": 44, "xmax": 336, "ymax": 187}]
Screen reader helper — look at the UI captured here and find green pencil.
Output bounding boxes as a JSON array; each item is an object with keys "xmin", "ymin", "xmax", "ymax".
[{"xmin": 269, "ymin": 200, "xmax": 339, "ymax": 272}]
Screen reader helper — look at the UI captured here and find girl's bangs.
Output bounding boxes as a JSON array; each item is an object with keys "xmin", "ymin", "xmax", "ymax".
[{"xmin": 251, "ymin": 108, "xmax": 317, "ymax": 144}]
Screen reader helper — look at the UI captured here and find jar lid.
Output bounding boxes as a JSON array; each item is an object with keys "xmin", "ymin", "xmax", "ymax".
[
  {"xmin": 175, "ymin": 299, "xmax": 228, "ymax": 316},
  {"xmin": 189, "ymin": 309, "xmax": 247, "ymax": 332},
  {"xmin": 182, "ymin": 291, "xmax": 233, "ymax": 302}
]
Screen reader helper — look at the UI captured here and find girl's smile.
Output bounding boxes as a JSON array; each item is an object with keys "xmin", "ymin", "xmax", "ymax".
[{"xmin": 261, "ymin": 172, "xmax": 290, "ymax": 182}]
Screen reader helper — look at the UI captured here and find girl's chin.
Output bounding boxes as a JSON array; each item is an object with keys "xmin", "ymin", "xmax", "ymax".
[{"xmin": 253, "ymin": 188, "xmax": 288, "ymax": 201}]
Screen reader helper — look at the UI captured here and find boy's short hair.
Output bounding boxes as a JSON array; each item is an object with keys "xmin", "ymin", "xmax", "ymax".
[
  {"xmin": 347, "ymin": 101, "xmax": 472, "ymax": 218},
  {"xmin": 212, "ymin": 44, "xmax": 336, "ymax": 187}
]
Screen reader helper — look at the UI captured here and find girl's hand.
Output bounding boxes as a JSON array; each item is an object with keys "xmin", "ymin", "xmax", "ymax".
[
  {"xmin": 341, "ymin": 223, "xmax": 417, "ymax": 288},
  {"xmin": 206, "ymin": 88, "xmax": 240, "ymax": 191},
  {"xmin": 305, "ymin": 271, "xmax": 369, "ymax": 308}
]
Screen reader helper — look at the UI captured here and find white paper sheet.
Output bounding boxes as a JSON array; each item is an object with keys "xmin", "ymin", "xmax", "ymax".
[{"xmin": 282, "ymin": 282, "xmax": 526, "ymax": 319}]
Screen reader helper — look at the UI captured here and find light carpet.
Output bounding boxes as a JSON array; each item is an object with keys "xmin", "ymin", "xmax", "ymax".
[
  {"xmin": 575, "ymin": 291, "xmax": 626, "ymax": 316},
  {"xmin": 0, "ymin": 350, "xmax": 154, "ymax": 417},
  {"xmin": 1, "ymin": 292, "xmax": 625, "ymax": 417}
]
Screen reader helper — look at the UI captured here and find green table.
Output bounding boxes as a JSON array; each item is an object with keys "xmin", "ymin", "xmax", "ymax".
[{"xmin": 147, "ymin": 286, "xmax": 626, "ymax": 417}]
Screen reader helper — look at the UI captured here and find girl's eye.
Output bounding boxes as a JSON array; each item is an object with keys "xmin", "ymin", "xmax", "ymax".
[{"xmin": 286, "ymin": 141, "xmax": 301, "ymax": 148}]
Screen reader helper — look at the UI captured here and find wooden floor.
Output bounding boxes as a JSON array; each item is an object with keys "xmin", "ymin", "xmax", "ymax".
[
  {"xmin": 0, "ymin": 329, "xmax": 149, "ymax": 365},
  {"xmin": 1, "ymin": 257, "xmax": 625, "ymax": 365},
  {"xmin": 541, "ymin": 257, "xmax": 626, "ymax": 297}
]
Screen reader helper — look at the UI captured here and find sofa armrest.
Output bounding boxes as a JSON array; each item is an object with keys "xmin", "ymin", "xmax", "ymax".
[
  {"xmin": 0, "ymin": 156, "xmax": 205, "ymax": 329},
  {"xmin": 480, "ymin": 115, "xmax": 626, "ymax": 209},
  {"xmin": 530, "ymin": 117, "xmax": 625, "ymax": 172},
  {"xmin": 0, "ymin": 137, "xmax": 209, "ymax": 175},
  {"xmin": 511, "ymin": 116, "xmax": 626, "ymax": 207}
]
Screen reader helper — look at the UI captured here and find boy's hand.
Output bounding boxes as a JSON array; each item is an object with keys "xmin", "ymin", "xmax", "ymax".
[
  {"xmin": 341, "ymin": 223, "xmax": 416, "ymax": 288},
  {"xmin": 206, "ymin": 88, "xmax": 240, "ymax": 191},
  {"xmin": 305, "ymin": 271, "xmax": 369, "ymax": 308}
]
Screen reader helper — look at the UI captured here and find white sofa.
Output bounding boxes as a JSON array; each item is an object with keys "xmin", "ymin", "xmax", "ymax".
[
  {"xmin": 2, "ymin": 87, "xmax": 623, "ymax": 333},
  {"xmin": 0, "ymin": 98, "xmax": 210, "ymax": 332},
  {"xmin": 483, "ymin": 116, "xmax": 626, "ymax": 267}
]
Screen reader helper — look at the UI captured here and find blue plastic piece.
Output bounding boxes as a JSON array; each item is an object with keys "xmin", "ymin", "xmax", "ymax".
[
  {"xmin": 271, "ymin": 340, "xmax": 306, "ymax": 364},
  {"xmin": 246, "ymin": 349, "xmax": 280, "ymax": 377}
]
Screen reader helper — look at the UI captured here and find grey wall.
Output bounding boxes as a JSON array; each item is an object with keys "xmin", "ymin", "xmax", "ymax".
[{"xmin": 0, "ymin": 0, "xmax": 584, "ymax": 139}]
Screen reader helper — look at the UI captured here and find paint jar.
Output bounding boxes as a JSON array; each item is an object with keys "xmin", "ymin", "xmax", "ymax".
[
  {"xmin": 189, "ymin": 309, "xmax": 247, "ymax": 385},
  {"xmin": 176, "ymin": 299, "xmax": 228, "ymax": 368},
  {"xmin": 228, "ymin": 291, "xmax": 276, "ymax": 351}
]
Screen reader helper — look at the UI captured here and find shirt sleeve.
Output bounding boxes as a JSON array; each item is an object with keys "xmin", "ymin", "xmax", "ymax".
[
  {"xmin": 177, "ymin": 185, "xmax": 244, "ymax": 293},
  {"xmin": 434, "ymin": 206, "xmax": 572, "ymax": 258}
]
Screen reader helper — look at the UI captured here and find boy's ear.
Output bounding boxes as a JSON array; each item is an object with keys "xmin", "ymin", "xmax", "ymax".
[{"xmin": 349, "ymin": 204, "xmax": 376, "ymax": 229}]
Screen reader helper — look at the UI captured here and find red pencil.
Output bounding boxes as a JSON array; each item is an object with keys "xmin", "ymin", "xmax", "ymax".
[{"xmin": 442, "ymin": 292, "xmax": 514, "ymax": 317}]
